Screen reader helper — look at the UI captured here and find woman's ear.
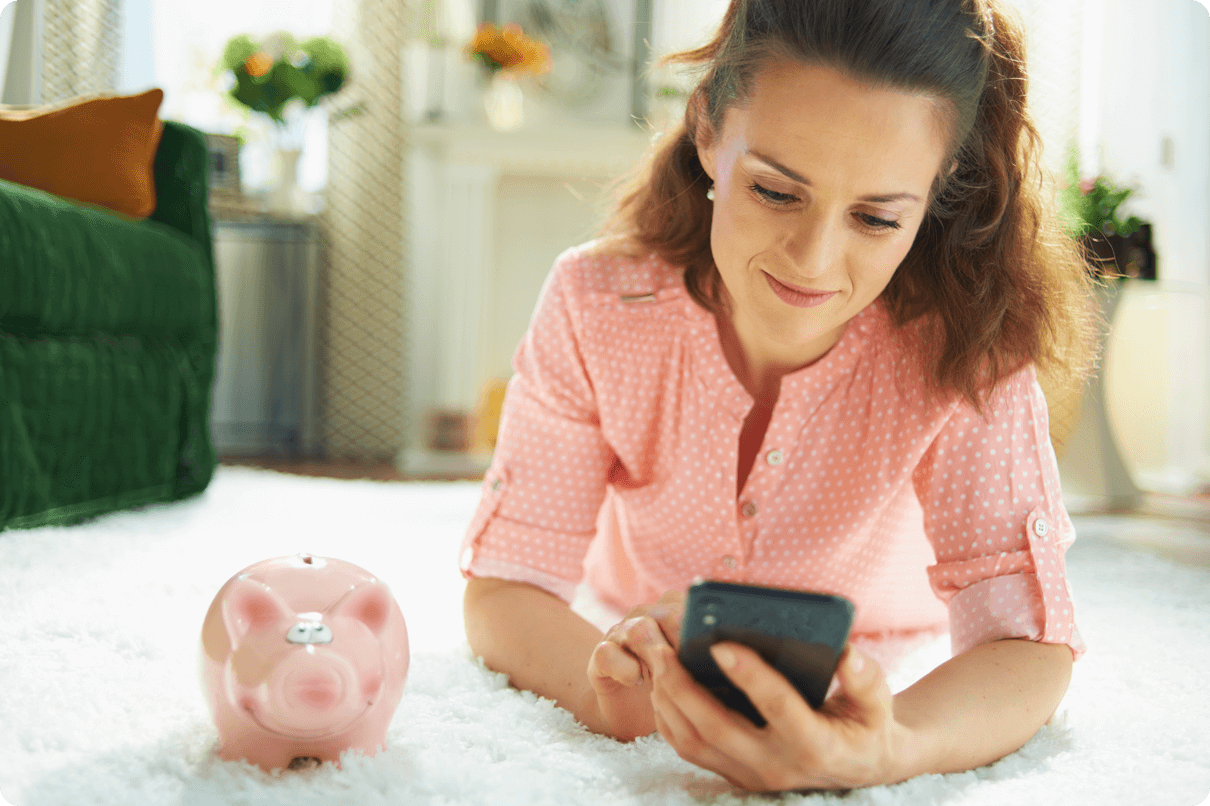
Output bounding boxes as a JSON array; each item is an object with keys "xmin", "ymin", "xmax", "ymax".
[
  {"xmin": 696, "ymin": 133, "xmax": 711, "ymax": 183},
  {"xmin": 693, "ymin": 117, "xmax": 718, "ymax": 183}
]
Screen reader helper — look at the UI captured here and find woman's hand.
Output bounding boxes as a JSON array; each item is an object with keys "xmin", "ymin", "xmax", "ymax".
[
  {"xmin": 586, "ymin": 590, "xmax": 686, "ymax": 741},
  {"xmin": 639, "ymin": 640, "xmax": 912, "ymax": 792}
]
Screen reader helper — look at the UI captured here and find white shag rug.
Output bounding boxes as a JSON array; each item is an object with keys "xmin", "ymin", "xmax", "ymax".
[{"xmin": 1, "ymin": 466, "xmax": 1209, "ymax": 806}]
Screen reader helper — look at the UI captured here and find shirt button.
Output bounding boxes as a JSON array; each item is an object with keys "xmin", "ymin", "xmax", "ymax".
[
  {"xmin": 722, "ymin": 555, "xmax": 737, "ymax": 569},
  {"xmin": 491, "ymin": 478, "xmax": 502, "ymax": 492},
  {"xmin": 1033, "ymin": 518, "xmax": 1049, "ymax": 538},
  {"xmin": 766, "ymin": 449, "xmax": 784, "ymax": 466},
  {"xmin": 741, "ymin": 501, "xmax": 758, "ymax": 518}
]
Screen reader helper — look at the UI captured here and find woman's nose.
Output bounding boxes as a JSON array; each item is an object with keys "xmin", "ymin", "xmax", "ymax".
[{"xmin": 781, "ymin": 211, "xmax": 839, "ymax": 279}]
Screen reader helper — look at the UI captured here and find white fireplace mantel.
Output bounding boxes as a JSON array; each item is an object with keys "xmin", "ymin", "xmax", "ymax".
[
  {"xmin": 410, "ymin": 121, "xmax": 654, "ymax": 179},
  {"xmin": 402, "ymin": 121, "xmax": 652, "ymax": 472}
]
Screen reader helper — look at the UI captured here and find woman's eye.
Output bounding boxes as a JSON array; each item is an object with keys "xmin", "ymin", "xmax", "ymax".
[
  {"xmin": 748, "ymin": 183, "xmax": 798, "ymax": 206},
  {"xmin": 855, "ymin": 212, "xmax": 901, "ymax": 231}
]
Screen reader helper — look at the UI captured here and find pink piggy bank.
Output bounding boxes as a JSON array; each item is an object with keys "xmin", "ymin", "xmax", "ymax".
[{"xmin": 200, "ymin": 553, "xmax": 409, "ymax": 770}]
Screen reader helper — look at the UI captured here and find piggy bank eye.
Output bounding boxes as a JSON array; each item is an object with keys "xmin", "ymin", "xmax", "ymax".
[
  {"xmin": 311, "ymin": 624, "xmax": 333, "ymax": 644},
  {"xmin": 286, "ymin": 624, "xmax": 313, "ymax": 644}
]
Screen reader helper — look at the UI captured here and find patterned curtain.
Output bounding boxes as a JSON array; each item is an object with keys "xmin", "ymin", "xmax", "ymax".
[
  {"xmin": 318, "ymin": 0, "xmax": 411, "ymax": 460},
  {"xmin": 40, "ymin": 0, "xmax": 122, "ymax": 103}
]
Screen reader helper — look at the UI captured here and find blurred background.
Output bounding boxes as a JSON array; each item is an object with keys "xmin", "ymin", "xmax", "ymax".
[{"xmin": 1, "ymin": 0, "xmax": 1207, "ymax": 515}]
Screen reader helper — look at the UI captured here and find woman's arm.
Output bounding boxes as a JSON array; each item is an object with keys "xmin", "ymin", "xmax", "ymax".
[
  {"xmin": 888, "ymin": 637, "xmax": 1073, "ymax": 779},
  {"xmin": 464, "ymin": 577, "xmax": 604, "ymax": 726},
  {"xmin": 631, "ymin": 635, "xmax": 1072, "ymax": 790},
  {"xmin": 463, "ymin": 577, "xmax": 659, "ymax": 739}
]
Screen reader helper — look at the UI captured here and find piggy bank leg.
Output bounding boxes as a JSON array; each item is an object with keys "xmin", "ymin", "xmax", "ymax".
[{"xmin": 288, "ymin": 757, "xmax": 322, "ymax": 770}]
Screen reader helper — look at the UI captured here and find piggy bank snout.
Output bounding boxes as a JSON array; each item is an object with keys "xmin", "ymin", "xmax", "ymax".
[
  {"xmin": 284, "ymin": 667, "xmax": 343, "ymax": 712},
  {"xmin": 264, "ymin": 651, "xmax": 379, "ymax": 735}
]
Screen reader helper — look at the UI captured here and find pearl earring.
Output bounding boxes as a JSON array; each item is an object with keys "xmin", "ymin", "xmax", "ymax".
[{"xmin": 706, "ymin": 185, "xmax": 715, "ymax": 201}]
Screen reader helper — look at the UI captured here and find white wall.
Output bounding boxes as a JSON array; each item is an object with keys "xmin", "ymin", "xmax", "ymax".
[
  {"xmin": 118, "ymin": 0, "xmax": 155, "ymax": 94},
  {"xmin": 0, "ymin": 0, "xmax": 40, "ymax": 104},
  {"xmin": 0, "ymin": 2, "xmax": 16, "ymax": 93},
  {"xmin": 1093, "ymin": 0, "xmax": 1210, "ymax": 492}
]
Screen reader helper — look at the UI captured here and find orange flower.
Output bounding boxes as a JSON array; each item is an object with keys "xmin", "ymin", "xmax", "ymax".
[
  {"xmin": 244, "ymin": 52, "xmax": 274, "ymax": 78},
  {"xmin": 466, "ymin": 23, "xmax": 551, "ymax": 75}
]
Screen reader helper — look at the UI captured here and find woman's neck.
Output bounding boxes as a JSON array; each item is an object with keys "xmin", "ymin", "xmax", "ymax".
[{"xmin": 715, "ymin": 309, "xmax": 845, "ymax": 403}]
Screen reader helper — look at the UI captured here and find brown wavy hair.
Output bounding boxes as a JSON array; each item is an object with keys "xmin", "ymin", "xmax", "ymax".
[{"xmin": 601, "ymin": 0, "xmax": 1100, "ymax": 412}]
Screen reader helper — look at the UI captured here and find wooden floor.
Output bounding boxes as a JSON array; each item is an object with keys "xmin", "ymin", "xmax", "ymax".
[{"xmin": 219, "ymin": 455, "xmax": 484, "ymax": 482}]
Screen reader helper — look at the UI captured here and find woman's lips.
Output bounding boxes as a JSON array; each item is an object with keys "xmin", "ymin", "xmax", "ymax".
[{"xmin": 762, "ymin": 272, "xmax": 837, "ymax": 308}]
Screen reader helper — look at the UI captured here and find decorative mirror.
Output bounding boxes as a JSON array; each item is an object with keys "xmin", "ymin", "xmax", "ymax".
[{"xmin": 510, "ymin": 0, "xmax": 624, "ymax": 107}]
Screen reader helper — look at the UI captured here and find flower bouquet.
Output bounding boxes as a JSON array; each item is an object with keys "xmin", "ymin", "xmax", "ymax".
[
  {"xmin": 465, "ymin": 22, "xmax": 552, "ymax": 77},
  {"xmin": 464, "ymin": 23, "xmax": 550, "ymax": 131},
  {"xmin": 218, "ymin": 32, "xmax": 352, "ymax": 126}
]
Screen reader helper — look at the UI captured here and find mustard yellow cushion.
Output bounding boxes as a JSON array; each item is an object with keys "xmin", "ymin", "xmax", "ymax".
[{"xmin": 0, "ymin": 88, "xmax": 165, "ymax": 219}]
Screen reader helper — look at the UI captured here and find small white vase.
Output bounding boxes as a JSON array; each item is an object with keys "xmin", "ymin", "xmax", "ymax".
[
  {"xmin": 267, "ymin": 148, "xmax": 311, "ymax": 217},
  {"xmin": 483, "ymin": 72, "xmax": 524, "ymax": 132}
]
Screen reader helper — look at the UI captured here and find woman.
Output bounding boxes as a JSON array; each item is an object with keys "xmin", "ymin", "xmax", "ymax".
[{"xmin": 459, "ymin": 0, "xmax": 1098, "ymax": 791}]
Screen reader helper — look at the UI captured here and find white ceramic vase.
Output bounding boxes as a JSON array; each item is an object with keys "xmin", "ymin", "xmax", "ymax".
[
  {"xmin": 483, "ymin": 72, "xmax": 524, "ymax": 132},
  {"xmin": 267, "ymin": 147, "xmax": 311, "ymax": 217}
]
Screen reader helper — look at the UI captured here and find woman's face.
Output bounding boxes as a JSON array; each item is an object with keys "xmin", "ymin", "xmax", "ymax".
[{"xmin": 697, "ymin": 59, "xmax": 950, "ymax": 373}]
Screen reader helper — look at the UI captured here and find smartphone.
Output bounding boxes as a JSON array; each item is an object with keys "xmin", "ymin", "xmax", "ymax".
[{"xmin": 677, "ymin": 580, "xmax": 855, "ymax": 726}]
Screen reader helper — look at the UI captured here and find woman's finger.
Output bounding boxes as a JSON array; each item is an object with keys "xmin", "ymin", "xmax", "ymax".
[
  {"xmin": 651, "ymin": 674, "xmax": 760, "ymax": 790},
  {"xmin": 588, "ymin": 639, "xmax": 645, "ymax": 687},
  {"xmin": 613, "ymin": 615, "xmax": 674, "ymax": 672},
  {"xmin": 825, "ymin": 646, "xmax": 892, "ymax": 725},
  {"xmin": 709, "ymin": 643, "xmax": 822, "ymax": 736},
  {"xmin": 648, "ymin": 590, "xmax": 687, "ymax": 650}
]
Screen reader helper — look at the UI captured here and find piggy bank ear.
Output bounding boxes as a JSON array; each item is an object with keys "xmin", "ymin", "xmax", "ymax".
[
  {"xmin": 222, "ymin": 577, "xmax": 293, "ymax": 647},
  {"xmin": 331, "ymin": 581, "xmax": 393, "ymax": 636}
]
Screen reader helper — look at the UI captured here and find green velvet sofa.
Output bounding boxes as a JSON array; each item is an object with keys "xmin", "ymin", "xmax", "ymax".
[{"xmin": 0, "ymin": 121, "xmax": 218, "ymax": 531}]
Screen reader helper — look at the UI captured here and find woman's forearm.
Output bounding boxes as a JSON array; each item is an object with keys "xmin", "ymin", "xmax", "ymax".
[
  {"xmin": 463, "ymin": 577, "xmax": 610, "ymax": 732},
  {"xmin": 888, "ymin": 638, "xmax": 1074, "ymax": 781}
]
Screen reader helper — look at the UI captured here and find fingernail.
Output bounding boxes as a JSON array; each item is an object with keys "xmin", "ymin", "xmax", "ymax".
[
  {"xmin": 850, "ymin": 653, "xmax": 865, "ymax": 674},
  {"xmin": 711, "ymin": 645, "xmax": 736, "ymax": 669}
]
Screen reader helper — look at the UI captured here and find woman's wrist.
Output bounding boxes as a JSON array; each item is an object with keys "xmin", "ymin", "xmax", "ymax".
[{"xmin": 881, "ymin": 711, "xmax": 939, "ymax": 785}]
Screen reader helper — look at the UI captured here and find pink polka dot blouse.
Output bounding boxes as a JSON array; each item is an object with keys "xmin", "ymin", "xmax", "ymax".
[{"xmin": 459, "ymin": 241, "xmax": 1085, "ymax": 661}]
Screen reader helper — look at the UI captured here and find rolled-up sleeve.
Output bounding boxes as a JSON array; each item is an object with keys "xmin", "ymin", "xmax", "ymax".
[
  {"xmin": 913, "ymin": 366, "xmax": 1085, "ymax": 660},
  {"xmin": 458, "ymin": 250, "xmax": 614, "ymax": 603}
]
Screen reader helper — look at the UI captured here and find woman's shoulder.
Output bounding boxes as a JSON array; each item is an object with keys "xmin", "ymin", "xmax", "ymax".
[{"xmin": 551, "ymin": 237, "xmax": 686, "ymax": 301}]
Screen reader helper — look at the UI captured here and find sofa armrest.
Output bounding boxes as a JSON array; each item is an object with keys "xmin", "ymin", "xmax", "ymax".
[{"xmin": 147, "ymin": 121, "xmax": 215, "ymax": 270}]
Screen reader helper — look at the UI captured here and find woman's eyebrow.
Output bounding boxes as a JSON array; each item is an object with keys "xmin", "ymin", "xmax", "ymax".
[{"xmin": 746, "ymin": 149, "xmax": 922, "ymax": 204}]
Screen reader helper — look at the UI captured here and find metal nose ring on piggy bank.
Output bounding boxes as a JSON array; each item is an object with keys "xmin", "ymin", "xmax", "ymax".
[{"xmin": 286, "ymin": 615, "xmax": 334, "ymax": 645}]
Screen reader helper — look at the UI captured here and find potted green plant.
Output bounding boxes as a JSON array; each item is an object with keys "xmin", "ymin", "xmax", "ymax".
[{"xmin": 1058, "ymin": 150, "xmax": 1155, "ymax": 280}]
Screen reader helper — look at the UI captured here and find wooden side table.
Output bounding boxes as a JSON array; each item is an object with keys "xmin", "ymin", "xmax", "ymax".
[{"xmin": 210, "ymin": 214, "xmax": 320, "ymax": 458}]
